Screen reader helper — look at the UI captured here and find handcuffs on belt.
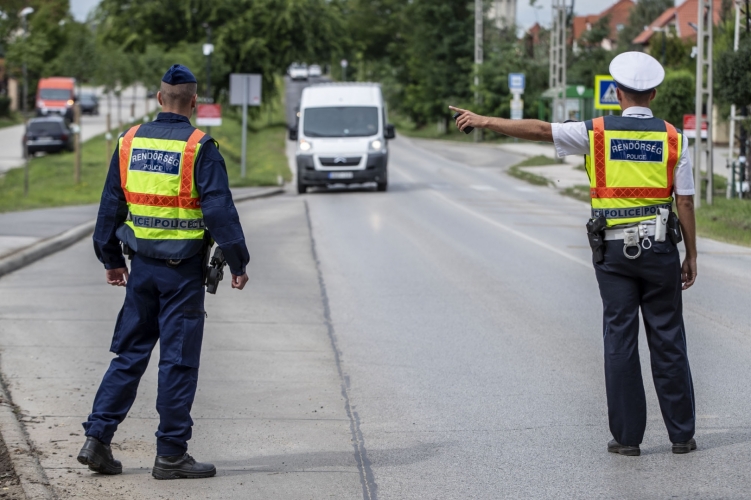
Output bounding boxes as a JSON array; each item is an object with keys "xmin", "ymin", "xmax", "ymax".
[{"xmin": 621, "ymin": 226, "xmax": 652, "ymax": 260}]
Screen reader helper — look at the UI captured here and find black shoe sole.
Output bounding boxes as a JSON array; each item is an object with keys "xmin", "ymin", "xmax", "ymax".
[
  {"xmin": 672, "ymin": 441, "xmax": 697, "ymax": 454},
  {"xmin": 77, "ymin": 450, "xmax": 122, "ymax": 475},
  {"xmin": 152, "ymin": 467, "xmax": 217, "ymax": 480},
  {"xmin": 608, "ymin": 446, "xmax": 641, "ymax": 456}
]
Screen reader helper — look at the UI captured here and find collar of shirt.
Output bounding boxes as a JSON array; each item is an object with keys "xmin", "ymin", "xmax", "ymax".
[
  {"xmin": 154, "ymin": 112, "xmax": 191, "ymax": 124},
  {"xmin": 621, "ymin": 106, "xmax": 653, "ymax": 118}
]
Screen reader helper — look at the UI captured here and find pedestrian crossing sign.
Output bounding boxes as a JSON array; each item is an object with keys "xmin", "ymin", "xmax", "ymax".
[{"xmin": 595, "ymin": 75, "xmax": 620, "ymax": 110}]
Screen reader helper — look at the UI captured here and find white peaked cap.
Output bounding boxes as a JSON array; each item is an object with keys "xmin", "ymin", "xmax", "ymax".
[{"xmin": 609, "ymin": 51, "xmax": 665, "ymax": 92}]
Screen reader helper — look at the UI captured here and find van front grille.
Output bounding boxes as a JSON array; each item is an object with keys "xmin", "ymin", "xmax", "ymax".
[{"xmin": 319, "ymin": 156, "xmax": 361, "ymax": 167}]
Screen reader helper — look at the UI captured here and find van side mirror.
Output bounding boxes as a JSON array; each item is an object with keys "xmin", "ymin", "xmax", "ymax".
[
  {"xmin": 385, "ymin": 124, "xmax": 396, "ymax": 140},
  {"xmin": 289, "ymin": 127, "xmax": 298, "ymax": 141}
]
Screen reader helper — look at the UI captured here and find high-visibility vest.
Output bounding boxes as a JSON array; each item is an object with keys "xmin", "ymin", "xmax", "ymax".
[
  {"xmin": 116, "ymin": 123, "xmax": 212, "ymax": 260},
  {"xmin": 584, "ymin": 115, "xmax": 683, "ymax": 227}
]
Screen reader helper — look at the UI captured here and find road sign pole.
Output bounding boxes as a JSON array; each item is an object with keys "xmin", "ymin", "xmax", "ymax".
[{"xmin": 241, "ymin": 77, "xmax": 248, "ymax": 179}]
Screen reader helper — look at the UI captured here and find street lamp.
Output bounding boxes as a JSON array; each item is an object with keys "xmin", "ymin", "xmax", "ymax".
[
  {"xmin": 202, "ymin": 23, "xmax": 213, "ymax": 134},
  {"xmin": 649, "ymin": 26, "xmax": 669, "ymax": 65},
  {"xmin": 19, "ymin": 7, "xmax": 34, "ymax": 115}
]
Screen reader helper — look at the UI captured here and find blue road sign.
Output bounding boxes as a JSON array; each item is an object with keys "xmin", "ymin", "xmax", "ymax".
[
  {"xmin": 595, "ymin": 75, "xmax": 619, "ymax": 110},
  {"xmin": 508, "ymin": 73, "xmax": 525, "ymax": 93}
]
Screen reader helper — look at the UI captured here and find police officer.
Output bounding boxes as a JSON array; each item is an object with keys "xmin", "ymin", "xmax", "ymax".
[
  {"xmin": 77, "ymin": 64, "xmax": 250, "ymax": 479},
  {"xmin": 450, "ymin": 52, "xmax": 697, "ymax": 456}
]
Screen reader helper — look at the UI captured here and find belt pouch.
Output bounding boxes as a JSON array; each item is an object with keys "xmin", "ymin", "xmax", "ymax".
[{"xmin": 667, "ymin": 212, "xmax": 683, "ymax": 245}]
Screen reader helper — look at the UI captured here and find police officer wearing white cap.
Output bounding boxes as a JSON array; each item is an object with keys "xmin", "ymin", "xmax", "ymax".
[{"xmin": 450, "ymin": 52, "xmax": 697, "ymax": 456}]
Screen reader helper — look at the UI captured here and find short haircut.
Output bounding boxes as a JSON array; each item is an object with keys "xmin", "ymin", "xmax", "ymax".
[
  {"xmin": 160, "ymin": 81, "xmax": 198, "ymax": 108},
  {"xmin": 618, "ymin": 86, "xmax": 654, "ymax": 106}
]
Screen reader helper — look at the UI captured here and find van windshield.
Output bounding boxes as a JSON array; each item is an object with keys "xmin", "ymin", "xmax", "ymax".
[
  {"xmin": 303, "ymin": 107, "xmax": 378, "ymax": 138},
  {"xmin": 39, "ymin": 89, "xmax": 71, "ymax": 100}
]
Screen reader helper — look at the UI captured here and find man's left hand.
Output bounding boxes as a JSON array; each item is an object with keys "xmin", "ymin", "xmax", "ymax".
[
  {"xmin": 231, "ymin": 273, "xmax": 249, "ymax": 290},
  {"xmin": 449, "ymin": 106, "xmax": 485, "ymax": 132}
]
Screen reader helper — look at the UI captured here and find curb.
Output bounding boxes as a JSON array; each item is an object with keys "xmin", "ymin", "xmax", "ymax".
[
  {"xmin": 232, "ymin": 186, "xmax": 285, "ymax": 203},
  {"xmin": 0, "ymin": 376, "xmax": 55, "ymax": 500},
  {"xmin": 0, "ymin": 219, "xmax": 96, "ymax": 280}
]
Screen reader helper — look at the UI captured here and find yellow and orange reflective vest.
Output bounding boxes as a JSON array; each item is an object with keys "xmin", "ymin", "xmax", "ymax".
[
  {"xmin": 584, "ymin": 115, "xmax": 683, "ymax": 227},
  {"xmin": 116, "ymin": 123, "xmax": 212, "ymax": 259}
]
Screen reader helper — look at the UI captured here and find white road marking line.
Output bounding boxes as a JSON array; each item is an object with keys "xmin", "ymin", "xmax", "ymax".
[
  {"xmin": 470, "ymin": 184, "xmax": 498, "ymax": 191},
  {"xmin": 393, "ymin": 166, "xmax": 591, "ymax": 269}
]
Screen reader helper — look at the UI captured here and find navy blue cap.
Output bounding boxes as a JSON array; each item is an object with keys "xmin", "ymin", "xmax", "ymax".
[{"xmin": 162, "ymin": 64, "xmax": 197, "ymax": 85}]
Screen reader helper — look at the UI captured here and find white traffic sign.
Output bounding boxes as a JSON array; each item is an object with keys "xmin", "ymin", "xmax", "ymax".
[
  {"xmin": 229, "ymin": 74, "xmax": 262, "ymax": 106},
  {"xmin": 202, "ymin": 43, "xmax": 214, "ymax": 56},
  {"xmin": 341, "ymin": 59, "xmax": 348, "ymax": 68}
]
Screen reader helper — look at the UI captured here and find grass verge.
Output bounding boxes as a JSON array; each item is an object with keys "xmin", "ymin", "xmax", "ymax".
[
  {"xmin": 695, "ymin": 198, "xmax": 751, "ymax": 247},
  {"xmin": 506, "ymin": 156, "xmax": 556, "ymax": 187},
  {"xmin": 0, "ymin": 107, "xmax": 289, "ymax": 213},
  {"xmin": 0, "ymin": 113, "xmax": 23, "ymax": 129}
]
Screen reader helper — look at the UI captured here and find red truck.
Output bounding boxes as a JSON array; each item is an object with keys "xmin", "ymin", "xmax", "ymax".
[{"xmin": 36, "ymin": 77, "xmax": 76, "ymax": 122}]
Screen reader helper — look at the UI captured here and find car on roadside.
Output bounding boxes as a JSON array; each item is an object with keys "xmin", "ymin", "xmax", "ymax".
[
  {"xmin": 23, "ymin": 116, "xmax": 74, "ymax": 156},
  {"xmin": 77, "ymin": 93, "xmax": 99, "ymax": 115},
  {"xmin": 288, "ymin": 63, "xmax": 309, "ymax": 81},
  {"xmin": 308, "ymin": 64, "xmax": 322, "ymax": 78}
]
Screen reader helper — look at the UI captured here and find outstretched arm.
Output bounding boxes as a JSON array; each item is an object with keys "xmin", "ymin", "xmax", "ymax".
[{"xmin": 449, "ymin": 106, "xmax": 553, "ymax": 142}]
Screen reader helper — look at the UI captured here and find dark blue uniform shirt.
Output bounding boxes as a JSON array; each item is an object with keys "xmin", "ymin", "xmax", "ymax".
[{"xmin": 93, "ymin": 112, "xmax": 250, "ymax": 275}]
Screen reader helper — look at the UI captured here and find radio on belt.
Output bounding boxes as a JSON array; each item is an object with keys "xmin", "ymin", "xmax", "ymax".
[{"xmin": 655, "ymin": 208, "xmax": 669, "ymax": 242}]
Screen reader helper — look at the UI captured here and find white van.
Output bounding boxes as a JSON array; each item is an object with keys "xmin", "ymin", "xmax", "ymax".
[{"xmin": 290, "ymin": 83, "xmax": 395, "ymax": 193}]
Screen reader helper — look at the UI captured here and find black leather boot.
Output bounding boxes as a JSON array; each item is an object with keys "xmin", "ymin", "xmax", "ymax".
[
  {"xmin": 152, "ymin": 453, "xmax": 216, "ymax": 480},
  {"xmin": 77, "ymin": 437, "xmax": 123, "ymax": 475},
  {"xmin": 672, "ymin": 438, "xmax": 697, "ymax": 454},
  {"xmin": 607, "ymin": 439, "xmax": 641, "ymax": 456}
]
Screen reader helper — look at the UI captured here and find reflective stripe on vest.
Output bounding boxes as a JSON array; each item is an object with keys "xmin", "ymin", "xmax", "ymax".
[
  {"xmin": 118, "ymin": 125, "xmax": 206, "ymax": 241},
  {"xmin": 586, "ymin": 116, "xmax": 681, "ymax": 226}
]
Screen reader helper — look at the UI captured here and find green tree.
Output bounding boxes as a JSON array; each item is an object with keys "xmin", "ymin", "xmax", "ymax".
[
  {"xmin": 715, "ymin": 35, "xmax": 751, "ymax": 108},
  {"xmin": 651, "ymin": 69, "xmax": 694, "ymax": 127},
  {"xmin": 579, "ymin": 14, "xmax": 611, "ymax": 48},
  {"xmin": 398, "ymin": 0, "xmax": 474, "ymax": 126},
  {"xmin": 94, "ymin": 0, "xmax": 345, "ymax": 102}
]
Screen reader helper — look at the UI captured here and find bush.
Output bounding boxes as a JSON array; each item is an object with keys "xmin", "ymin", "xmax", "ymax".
[
  {"xmin": 0, "ymin": 97, "xmax": 10, "ymax": 117},
  {"xmin": 651, "ymin": 70, "xmax": 694, "ymax": 128},
  {"xmin": 716, "ymin": 36, "xmax": 751, "ymax": 108}
]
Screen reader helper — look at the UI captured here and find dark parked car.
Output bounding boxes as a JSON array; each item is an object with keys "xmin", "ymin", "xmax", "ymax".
[
  {"xmin": 78, "ymin": 93, "xmax": 99, "ymax": 115},
  {"xmin": 24, "ymin": 116, "xmax": 74, "ymax": 156}
]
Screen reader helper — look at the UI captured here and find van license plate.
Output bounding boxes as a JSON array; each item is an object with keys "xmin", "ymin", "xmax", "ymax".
[{"xmin": 328, "ymin": 172, "xmax": 353, "ymax": 180}]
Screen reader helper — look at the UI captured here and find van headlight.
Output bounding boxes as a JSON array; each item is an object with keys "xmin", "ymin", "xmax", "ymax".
[
  {"xmin": 369, "ymin": 139, "xmax": 384, "ymax": 152},
  {"xmin": 299, "ymin": 139, "xmax": 312, "ymax": 152}
]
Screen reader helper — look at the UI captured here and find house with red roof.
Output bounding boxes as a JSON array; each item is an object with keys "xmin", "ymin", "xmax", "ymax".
[
  {"xmin": 572, "ymin": 0, "xmax": 635, "ymax": 51},
  {"xmin": 633, "ymin": 0, "xmax": 722, "ymax": 46}
]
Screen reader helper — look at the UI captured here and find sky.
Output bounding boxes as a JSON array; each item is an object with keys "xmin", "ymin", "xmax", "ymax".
[
  {"xmin": 70, "ymin": 0, "xmax": 100, "ymax": 21},
  {"xmin": 70, "ymin": 0, "xmax": 613, "ymax": 31}
]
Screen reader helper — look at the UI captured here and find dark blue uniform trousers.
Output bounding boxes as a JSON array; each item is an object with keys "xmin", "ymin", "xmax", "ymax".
[
  {"xmin": 594, "ymin": 237, "xmax": 695, "ymax": 447},
  {"xmin": 83, "ymin": 253, "xmax": 206, "ymax": 457}
]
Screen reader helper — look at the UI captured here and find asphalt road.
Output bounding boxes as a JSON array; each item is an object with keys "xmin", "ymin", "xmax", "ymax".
[
  {"xmin": 1, "ymin": 136, "xmax": 751, "ymax": 498},
  {"xmin": 0, "ymin": 85, "xmax": 153, "ymax": 174}
]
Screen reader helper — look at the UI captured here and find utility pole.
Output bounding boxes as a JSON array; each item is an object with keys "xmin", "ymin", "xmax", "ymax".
[
  {"xmin": 19, "ymin": 7, "xmax": 34, "ymax": 115},
  {"xmin": 474, "ymin": 0, "xmax": 483, "ymax": 143},
  {"xmin": 693, "ymin": 0, "xmax": 714, "ymax": 207},
  {"xmin": 727, "ymin": 0, "xmax": 741, "ymax": 198},
  {"xmin": 549, "ymin": 0, "xmax": 567, "ymax": 123}
]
